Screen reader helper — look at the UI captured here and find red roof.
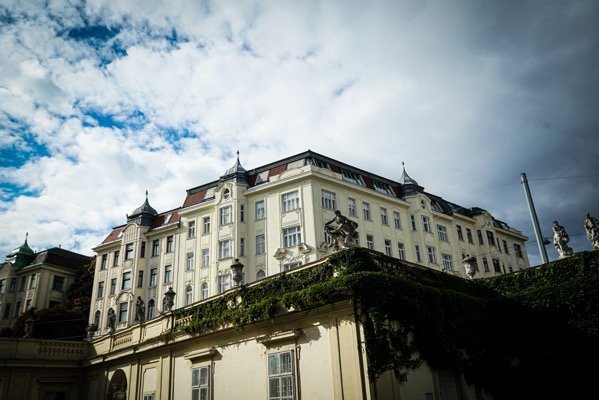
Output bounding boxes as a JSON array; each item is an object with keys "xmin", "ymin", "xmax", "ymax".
[{"xmin": 183, "ymin": 190, "xmax": 207, "ymax": 208}]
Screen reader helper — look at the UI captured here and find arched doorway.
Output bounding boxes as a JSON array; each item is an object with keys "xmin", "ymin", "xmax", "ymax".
[{"xmin": 107, "ymin": 369, "xmax": 127, "ymax": 400}]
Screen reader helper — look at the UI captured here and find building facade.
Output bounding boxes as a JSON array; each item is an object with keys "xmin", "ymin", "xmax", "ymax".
[
  {"xmin": 0, "ymin": 236, "xmax": 91, "ymax": 330},
  {"xmin": 90, "ymin": 150, "xmax": 529, "ymax": 334}
]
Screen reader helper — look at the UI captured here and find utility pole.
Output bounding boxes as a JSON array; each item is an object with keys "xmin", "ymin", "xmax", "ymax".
[{"xmin": 520, "ymin": 173, "xmax": 549, "ymax": 264}]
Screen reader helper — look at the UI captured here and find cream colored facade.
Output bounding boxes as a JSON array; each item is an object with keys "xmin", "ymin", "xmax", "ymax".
[{"xmin": 90, "ymin": 150, "xmax": 529, "ymax": 335}]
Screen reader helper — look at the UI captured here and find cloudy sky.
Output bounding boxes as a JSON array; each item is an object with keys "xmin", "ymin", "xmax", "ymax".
[{"xmin": 1, "ymin": 0, "xmax": 598, "ymax": 266}]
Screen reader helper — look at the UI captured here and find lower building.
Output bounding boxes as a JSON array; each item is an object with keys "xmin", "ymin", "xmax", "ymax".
[{"xmin": 0, "ymin": 236, "xmax": 91, "ymax": 331}]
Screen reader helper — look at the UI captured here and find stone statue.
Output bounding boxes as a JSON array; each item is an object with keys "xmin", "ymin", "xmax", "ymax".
[
  {"xmin": 85, "ymin": 323, "xmax": 98, "ymax": 341},
  {"xmin": 114, "ymin": 383, "xmax": 127, "ymax": 400},
  {"xmin": 107, "ymin": 308, "xmax": 116, "ymax": 334},
  {"xmin": 135, "ymin": 297, "xmax": 145, "ymax": 324},
  {"xmin": 553, "ymin": 220, "xmax": 573, "ymax": 258},
  {"xmin": 584, "ymin": 213, "xmax": 599, "ymax": 250},
  {"xmin": 324, "ymin": 210, "xmax": 358, "ymax": 251},
  {"xmin": 461, "ymin": 254, "xmax": 477, "ymax": 279}
]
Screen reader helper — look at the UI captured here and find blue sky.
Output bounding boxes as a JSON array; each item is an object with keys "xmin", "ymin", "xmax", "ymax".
[{"xmin": 1, "ymin": 0, "xmax": 598, "ymax": 266}]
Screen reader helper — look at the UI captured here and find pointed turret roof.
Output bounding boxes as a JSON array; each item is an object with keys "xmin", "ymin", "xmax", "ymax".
[
  {"xmin": 130, "ymin": 191, "xmax": 158, "ymax": 217},
  {"xmin": 398, "ymin": 162, "xmax": 419, "ymax": 186},
  {"xmin": 221, "ymin": 151, "xmax": 249, "ymax": 185}
]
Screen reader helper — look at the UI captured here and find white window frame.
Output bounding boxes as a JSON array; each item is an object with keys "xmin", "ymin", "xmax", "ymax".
[
  {"xmin": 203, "ymin": 217, "xmax": 211, "ymax": 234},
  {"xmin": 186, "ymin": 252, "xmax": 194, "ymax": 271},
  {"xmin": 256, "ymin": 200, "xmax": 265, "ymax": 220},
  {"xmin": 427, "ymin": 246, "xmax": 437, "ymax": 263},
  {"xmin": 415, "ymin": 245, "xmax": 421, "ymax": 262},
  {"xmin": 442, "ymin": 254, "xmax": 453, "ymax": 271},
  {"xmin": 188, "ymin": 220, "xmax": 196, "ymax": 238},
  {"xmin": 348, "ymin": 198, "xmax": 356, "ymax": 216},
  {"xmin": 384, "ymin": 240, "xmax": 392, "ymax": 256},
  {"xmin": 321, "ymin": 190, "xmax": 336, "ymax": 210},
  {"xmin": 185, "ymin": 286, "xmax": 193, "ymax": 306},
  {"xmin": 220, "ymin": 206, "xmax": 232, "ymax": 225},
  {"xmin": 201, "ymin": 283, "xmax": 208, "ymax": 299},
  {"xmin": 397, "ymin": 243, "xmax": 405, "ymax": 260},
  {"xmin": 341, "ymin": 170, "xmax": 365, "ymax": 186},
  {"xmin": 410, "ymin": 215, "xmax": 417, "ymax": 230},
  {"xmin": 218, "ymin": 275, "xmax": 231, "ymax": 293},
  {"xmin": 256, "ymin": 234, "xmax": 266, "ymax": 255},
  {"xmin": 366, "ymin": 235, "xmax": 374, "ymax": 250},
  {"xmin": 380, "ymin": 208, "xmax": 388, "ymax": 225},
  {"xmin": 437, "ymin": 225, "xmax": 448, "ymax": 241},
  {"xmin": 282, "ymin": 192, "xmax": 299, "ymax": 212},
  {"xmin": 202, "ymin": 249, "xmax": 209, "ymax": 268},
  {"xmin": 422, "ymin": 216, "xmax": 431, "ymax": 232},
  {"xmin": 268, "ymin": 351, "xmax": 295, "ymax": 400},
  {"xmin": 362, "ymin": 203, "xmax": 371, "ymax": 220},
  {"xmin": 164, "ymin": 265, "xmax": 172, "ymax": 283},
  {"xmin": 219, "ymin": 240, "xmax": 231, "ymax": 259},
  {"xmin": 125, "ymin": 243, "xmax": 134, "ymax": 260},
  {"xmin": 393, "ymin": 211, "xmax": 401, "ymax": 229},
  {"xmin": 191, "ymin": 365, "xmax": 210, "ymax": 400},
  {"xmin": 283, "ymin": 262, "xmax": 301, "ymax": 271},
  {"xmin": 283, "ymin": 226, "xmax": 301, "ymax": 248}
]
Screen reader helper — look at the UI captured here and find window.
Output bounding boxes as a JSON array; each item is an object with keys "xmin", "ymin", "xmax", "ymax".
[
  {"xmin": 152, "ymin": 240, "xmax": 159, "ymax": 256},
  {"xmin": 240, "ymin": 238, "xmax": 245, "ymax": 256},
  {"xmin": 9, "ymin": 277, "xmax": 15, "ymax": 292},
  {"xmin": 113, "ymin": 250, "xmax": 120, "ymax": 266},
  {"xmin": 422, "ymin": 216, "xmax": 431, "ymax": 232},
  {"xmin": 164, "ymin": 265, "xmax": 172, "ymax": 283},
  {"xmin": 514, "ymin": 244, "xmax": 523, "ymax": 258},
  {"xmin": 143, "ymin": 394, "xmax": 154, "ymax": 400},
  {"xmin": 477, "ymin": 230, "xmax": 484, "ymax": 245},
  {"xmin": 373, "ymin": 180, "xmax": 394, "ymax": 195},
  {"xmin": 483, "ymin": 258, "xmax": 490, "ymax": 272},
  {"xmin": 15, "ymin": 302, "xmax": 21, "ymax": 317},
  {"xmin": 341, "ymin": 170, "xmax": 365, "ymax": 186},
  {"xmin": 203, "ymin": 216, "xmax": 211, "ymax": 234},
  {"xmin": 397, "ymin": 243, "xmax": 406, "ymax": 260},
  {"xmin": 486, "ymin": 231, "xmax": 495, "ymax": 246},
  {"xmin": 240, "ymin": 204, "xmax": 245, "ymax": 222},
  {"xmin": 457, "ymin": 225, "xmax": 464, "ymax": 241},
  {"xmin": 140, "ymin": 242, "xmax": 146, "ymax": 258},
  {"xmin": 25, "ymin": 299, "xmax": 31, "ymax": 311},
  {"xmin": 493, "ymin": 259, "xmax": 502, "ymax": 273},
  {"xmin": 282, "ymin": 192, "xmax": 299, "ymax": 212},
  {"xmin": 147, "ymin": 300, "xmax": 155, "ymax": 319},
  {"xmin": 380, "ymin": 208, "xmax": 388, "ymax": 225},
  {"xmin": 101, "ymin": 254, "xmax": 108, "ymax": 269},
  {"xmin": 0, "ymin": 279, "xmax": 5, "ymax": 294},
  {"xmin": 283, "ymin": 262, "xmax": 301, "ymax": 271},
  {"xmin": 421, "ymin": 199, "xmax": 426, "ymax": 209},
  {"xmin": 410, "ymin": 215, "xmax": 417, "ymax": 230},
  {"xmin": 3, "ymin": 303, "xmax": 11, "ymax": 318},
  {"xmin": 118, "ymin": 302, "xmax": 128, "ymax": 323},
  {"xmin": 268, "ymin": 351, "xmax": 295, "ymax": 400},
  {"xmin": 19, "ymin": 276, "xmax": 26, "ymax": 291},
  {"xmin": 94, "ymin": 310, "xmax": 101, "ymax": 327},
  {"xmin": 52, "ymin": 276, "xmax": 65, "ymax": 292},
  {"xmin": 256, "ymin": 200, "xmax": 265, "ymax": 220},
  {"xmin": 362, "ymin": 203, "xmax": 371, "ymax": 220},
  {"xmin": 256, "ymin": 234, "xmax": 265, "ymax": 255},
  {"xmin": 125, "ymin": 243, "xmax": 134, "ymax": 259},
  {"xmin": 283, "ymin": 227, "xmax": 301, "ymax": 248},
  {"xmin": 122, "ymin": 272, "xmax": 131, "ymax": 290},
  {"xmin": 138, "ymin": 271, "xmax": 144, "ymax": 288},
  {"xmin": 202, "ymin": 249, "xmax": 210, "ymax": 268},
  {"xmin": 218, "ymin": 275, "xmax": 231, "ymax": 293},
  {"xmin": 384, "ymin": 240, "xmax": 392, "ymax": 256},
  {"xmin": 191, "ymin": 366, "xmax": 210, "ymax": 400},
  {"xmin": 186, "ymin": 286, "xmax": 193, "ymax": 306},
  {"xmin": 201, "ymin": 283, "xmax": 209, "ymax": 299},
  {"xmin": 110, "ymin": 278, "xmax": 116, "ymax": 295},
  {"xmin": 257, "ymin": 270, "xmax": 266, "ymax": 280},
  {"xmin": 442, "ymin": 254, "xmax": 453, "ymax": 271},
  {"xmin": 466, "ymin": 228, "xmax": 473, "ymax": 244},
  {"xmin": 415, "ymin": 245, "xmax": 421, "ymax": 262},
  {"xmin": 393, "ymin": 211, "xmax": 401, "ymax": 229},
  {"xmin": 366, "ymin": 235, "xmax": 374, "ymax": 250},
  {"xmin": 437, "ymin": 225, "xmax": 448, "ymax": 241},
  {"xmin": 166, "ymin": 236, "xmax": 174, "ymax": 252},
  {"xmin": 149, "ymin": 268, "xmax": 157, "ymax": 286},
  {"xmin": 219, "ymin": 240, "xmax": 231, "ymax": 259},
  {"xmin": 321, "ymin": 190, "xmax": 336, "ymax": 210},
  {"xmin": 188, "ymin": 220, "xmax": 196, "ymax": 238},
  {"xmin": 29, "ymin": 274, "xmax": 36, "ymax": 289},
  {"xmin": 427, "ymin": 247, "xmax": 437, "ymax": 263},
  {"xmin": 187, "ymin": 252, "xmax": 195, "ymax": 271},
  {"xmin": 220, "ymin": 206, "xmax": 232, "ymax": 225},
  {"xmin": 348, "ymin": 198, "xmax": 356, "ymax": 216}
]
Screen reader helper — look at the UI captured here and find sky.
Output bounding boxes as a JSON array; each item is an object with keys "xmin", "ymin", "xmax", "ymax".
[{"xmin": 1, "ymin": 0, "xmax": 598, "ymax": 267}]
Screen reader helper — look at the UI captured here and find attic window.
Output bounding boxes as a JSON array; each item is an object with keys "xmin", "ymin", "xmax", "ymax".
[
  {"xmin": 431, "ymin": 201, "xmax": 443, "ymax": 212},
  {"xmin": 373, "ymin": 180, "xmax": 394, "ymax": 196},
  {"xmin": 341, "ymin": 170, "xmax": 366, "ymax": 186},
  {"xmin": 306, "ymin": 157, "xmax": 330, "ymax": 169},
  {"xmin": 164, "ymin": 213, "xmax": 172, "ymax": 224}
]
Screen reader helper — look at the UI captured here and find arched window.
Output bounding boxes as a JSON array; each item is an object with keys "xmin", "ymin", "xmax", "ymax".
[
  {"xmin": 201, "ymin": 282, "xmax": 209, "ymax": 300},
  {"xmin": 186, "ymin": 285, "xmax": 193, "ymax": 306},
  {"xmin": 94, "ymin": 310, "xmax": 101, "ymax": 327},
  {"xmin": 147, "ymin": 299, "xmax": 155, "ymax": 319},
  {"xmin": 256, "ymin": 270, "xmax": 266, "ymax": 280}
]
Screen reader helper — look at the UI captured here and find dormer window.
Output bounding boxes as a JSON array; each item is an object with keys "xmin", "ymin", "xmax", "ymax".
[{"xmin": 341, "ymin": 170, "xmax": 366, "ymax": 186}]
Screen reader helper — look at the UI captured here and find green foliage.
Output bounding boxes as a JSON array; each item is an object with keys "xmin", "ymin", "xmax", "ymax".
[{"xmin": 168, "ymin": 247, "xmax": 598, "ymax": 399}]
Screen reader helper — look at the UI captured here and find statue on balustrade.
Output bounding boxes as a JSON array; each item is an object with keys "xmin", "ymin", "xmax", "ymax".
[
  {"xmin": 461, "ymin": 254, "xmax": 477, "ymax": 279},
  {"xmin": 584, "ymin": 213, "xmax": 599, "ymax": 250},
  {"xmin": 324, "ymin": 210, "xmax": 358, "ymax": 251},
  {"xmin": 553, "ymin": 220, "xmax": 573, "ymax": 258},
  {"xmin": 135, "ymin": 297, "xmax": 145, "ymax": 324},
  {"xmin": 107, "ymin": 308, "xmax": 116, "ymax": 334}
]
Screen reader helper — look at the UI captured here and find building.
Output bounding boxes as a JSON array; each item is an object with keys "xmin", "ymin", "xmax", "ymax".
[
  {"xmin": 0, "ymin": 235, "xmax": 91, "ymax": 330},
  {"xmin": 90, "ymin": 150, "xmax": 529, "ymax": 335}
]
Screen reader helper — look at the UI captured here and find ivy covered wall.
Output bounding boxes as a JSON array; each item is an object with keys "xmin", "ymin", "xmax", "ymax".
[{"xmin": 171, "ymin": 248, "xmax": 598, "ymax": 399}]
